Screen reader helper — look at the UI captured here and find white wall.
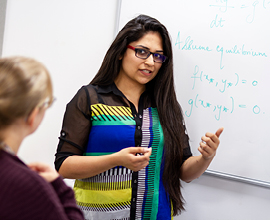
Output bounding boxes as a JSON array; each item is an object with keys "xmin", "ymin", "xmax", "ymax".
[
  {"xmin": 3, "ymin": 0, "xmax": 117, "ymax": 163},
  {"xmin": 2, "ymin": 0, "xmax": 118, "ymax": 187},
  {"xmin": 179, "ymin": 176, "xmax": 270, "ymax": 220},
  {"xmin": 2, "ymin": 1, "xmax": 269, "ymax": 220}
]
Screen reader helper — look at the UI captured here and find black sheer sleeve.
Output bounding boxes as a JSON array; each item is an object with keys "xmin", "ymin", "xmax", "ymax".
[
  {"xmin": 54, "ymin": 86, "xmax": 92, "ymax": 171},
  {"xmin": 182, "ymin": 127, "xmax": 193, "ymax": 163}
]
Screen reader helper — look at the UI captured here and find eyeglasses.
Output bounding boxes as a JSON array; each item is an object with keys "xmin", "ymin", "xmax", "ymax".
[
  {"xmin": 25, "ymin": 97, "xmax": 56, "ymax": 122},
  {"xmin": 127, "ymin": 45, "xmax": 167, "ymax": 63},
  {"xmin": 38, "ymin": 97, "xmax": 56, "ymax": 109}
]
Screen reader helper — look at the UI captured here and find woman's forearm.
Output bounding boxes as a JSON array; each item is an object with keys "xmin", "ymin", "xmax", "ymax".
[
  {"xmin": 180, "ymin": 155, "xmax": 213, "ymax": 183},
  {"xmin": 58, "ymin": 154, "xmax": 118, "ymax": 179},
  {"xmin": 58, "ymin": 147, "xmax": 152, "ymax": 179}
]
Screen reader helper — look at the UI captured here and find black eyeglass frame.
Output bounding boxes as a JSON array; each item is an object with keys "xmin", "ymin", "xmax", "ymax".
[{"xmin": 127, "ymin": 45, "xmax": 167, "ymax": 63}]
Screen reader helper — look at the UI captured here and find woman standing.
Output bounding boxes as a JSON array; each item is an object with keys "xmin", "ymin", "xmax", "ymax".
[
  {"xmin": 55, "ymin": 15, "xmax": 223, "ymax": 220},
  {"xmin": 0, "ymin": 56, "xmax": 84, "ymax": 220}
]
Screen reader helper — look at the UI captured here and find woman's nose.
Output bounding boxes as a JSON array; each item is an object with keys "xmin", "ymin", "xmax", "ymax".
[{"xmin": 144, "ymin": 54, "xmax": 155, "ymax": 66}]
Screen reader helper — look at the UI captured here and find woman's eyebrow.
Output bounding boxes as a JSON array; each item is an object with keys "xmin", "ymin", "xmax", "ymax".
[{"xmin": 135, "ymin": 45, "xmax": 164, "ymax": 53}]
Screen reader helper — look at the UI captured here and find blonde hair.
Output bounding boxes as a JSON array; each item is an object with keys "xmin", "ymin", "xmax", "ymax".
[{"xmin": 0, "ymin": 56, "xmax": 53, "ymax": 129}]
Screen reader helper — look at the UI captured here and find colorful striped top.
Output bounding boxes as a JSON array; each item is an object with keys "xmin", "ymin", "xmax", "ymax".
[{"xmin": 55, "ymin": 84, "xmax": 192, "ymax": 220}]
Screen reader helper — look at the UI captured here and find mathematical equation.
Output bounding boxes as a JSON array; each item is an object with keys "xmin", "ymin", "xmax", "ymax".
[
  {"xmin": 191, "ymin": 65, "xmax": 258, "ymax": 93},
  {"xmin": 175, "ymin": 32, "xmax": 268, "ymax": 69},
  {"xmin": 184, "ymin": 65, "xmax": 264, "ymax": 121},
  {"xmin": 210, "ymin": 0, "xmax": 270, "ymax": 27},
  {"xmin": 184, "ymin": 93, "xmax": 263, "ymax": 121}
]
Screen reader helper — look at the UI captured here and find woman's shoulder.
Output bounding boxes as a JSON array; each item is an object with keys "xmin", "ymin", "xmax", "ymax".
[
  {"xmin": 0, "ymin": 151, "xmax": 48, "ymax": 187},
  {"xmin": 0, "ymin": 151, "xmax": 75, "ymax": 220},
  {"xmin": 81, "ymin": 84, "xmax": 98, "ymax": 93},
  {"xmin": 73, "ymin": 84, "xmax": 98, "ymax": 101},
  {"xmin": 71, "ymin": 83, "xmax": 116, "ymax": 107},
  {"xmin": 0, "ymin": 150, "xmax": 27, "ymax": 176},
  {"xmin": 0, "ymin": 151, "xmax": 53, "ymax": 199}
]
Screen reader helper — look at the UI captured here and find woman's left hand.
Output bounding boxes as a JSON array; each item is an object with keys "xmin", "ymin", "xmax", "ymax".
[
  {"xmin": 28, "ymin": 162, "xmax": 60, "ymax": 183},
  {"xmin": 198, "ymin": 127, "xmax": 224, "ymax": 160}
]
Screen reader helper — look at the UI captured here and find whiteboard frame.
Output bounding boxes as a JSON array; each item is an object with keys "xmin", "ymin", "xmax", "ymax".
[{"xmin": 0, "ymin": 0, "xmax": 7, "ymax": 56}]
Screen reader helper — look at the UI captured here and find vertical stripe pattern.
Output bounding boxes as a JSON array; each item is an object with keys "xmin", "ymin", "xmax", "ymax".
[{"xmin": 74, "ymin": 104, "xmax": 171, "ymax": 219}]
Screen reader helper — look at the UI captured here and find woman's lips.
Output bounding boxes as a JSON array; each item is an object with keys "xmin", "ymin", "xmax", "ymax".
[{"xmin": 140, "ymin": 69, "xmax": 152, "ymax": 76}]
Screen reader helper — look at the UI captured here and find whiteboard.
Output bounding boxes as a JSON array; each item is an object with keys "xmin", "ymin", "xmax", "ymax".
[{"xmin": 119, "ymin": 0, "xmax": 270, "ymax": 182}]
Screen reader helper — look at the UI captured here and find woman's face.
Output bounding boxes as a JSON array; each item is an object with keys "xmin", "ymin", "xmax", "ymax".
[{"xmin": 117, "ymin": 31, "xmax": 164, "ymax": 88}]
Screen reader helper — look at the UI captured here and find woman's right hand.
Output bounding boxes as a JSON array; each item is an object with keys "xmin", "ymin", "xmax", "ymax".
[{"xmin": 116, "ymin": 147, "xmax": 152, "ymax": 171}]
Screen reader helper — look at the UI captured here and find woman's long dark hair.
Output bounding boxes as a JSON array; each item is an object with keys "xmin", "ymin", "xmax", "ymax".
[{"xmin": 90, "ymin": 14, "xmax": 188, "ymax": 216}]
